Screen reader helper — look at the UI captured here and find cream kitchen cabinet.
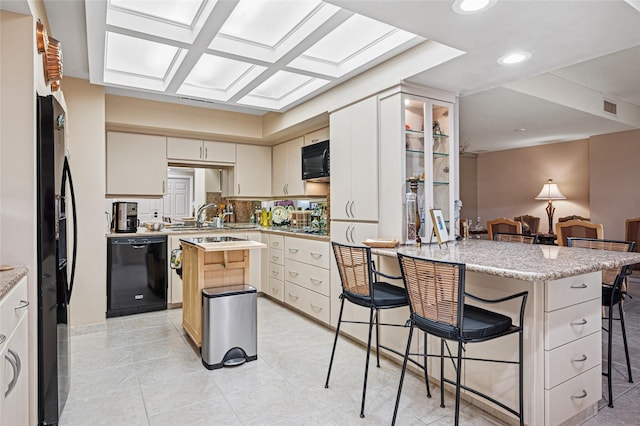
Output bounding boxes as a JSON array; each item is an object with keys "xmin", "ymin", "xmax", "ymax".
[
  {"xmin": 330, "ymin": 97, "xmax": 378, "ymax": 221},
  {"xmin": 1, "ymin": 276, "xmax": 29, "ymax": 426},
  {"xmin": 272, "ymin": 137, "xmax": 304, "ymax": 197},
  {"xmin": 106, "ymin": 131, "xmax": 167, "ymax": 196},
  {"xmin": 167, "ymin": 137, "xmax": 235, "ymax": 164},
  {"xmin": 304, "ymin": 127, "xmax": 329, "ymax": 146},
  {"xmin": 229, "ymin": 144, "xmax": 271, "ymax": 197},
  {"xmin": 284, "ymin": 236, "xmax": 331, "ymax": 324},
  {"xmin": 267, "ymin": 234, "xmax": 285, "ymax": 301},
  {"xmin": 379, "ymin": 88, "xmax": 457, "ymax": 243}
]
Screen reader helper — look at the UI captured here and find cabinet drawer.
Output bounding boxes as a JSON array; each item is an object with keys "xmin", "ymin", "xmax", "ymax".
[
  {"xmin": 545, "ymin": 272, "xmax": 600, "ymax": 312},
  {"xmin": 267, "ymin": 278, "xmax": 284, "ymax": 302},
  {"xmin": 284, "ymin": 259, "xmax": 331, "ymax": 296},
  {"xmin": 284, "ymin": 237, "xmax": 330, "ymax": 268},
  {"xmin": 284, "ymin": 282, "xmax": 330, "ymax": 324},
  {"xmin": 545, "ymin": 365, "xmax": 600, "ymax": 426},
  {"xmin": 269, "ymin": 235, "xmax": 284, "ymax": 250},
  {"xmin": 269, "ymin": 263, "xmax": 284, "ymax": 281},
  {"xmin": 545, "ymin": 331, "xmax": 601, "ymax": 389},
  {"xmin": 1, "ymin": 277, "xmax": 28, "ymax": 336},
  {"xmin": 269, "ymin": 248, "xmax": 284, "ymax": 265},
  {"xmin": 545, "ymin": 298, "xmax": 601, "ymax": 350}
]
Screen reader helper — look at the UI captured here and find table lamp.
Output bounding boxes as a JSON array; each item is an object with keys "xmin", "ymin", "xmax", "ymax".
[{"xmin": 535, "ymin": 179, "xmax": 566, "ymax": 234}]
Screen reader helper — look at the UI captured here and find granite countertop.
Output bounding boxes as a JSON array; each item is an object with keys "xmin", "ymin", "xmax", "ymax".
[
  {"xmin": 373, "ymin": 239, "xmax": 640, "ymax": 281},
  {"xmin": 106, "ymin": 224, "xmax": 330, "ymax": 242},
  {"xmin": 0, "ymin": 266, "xmax": 28, "ymax": 300}
]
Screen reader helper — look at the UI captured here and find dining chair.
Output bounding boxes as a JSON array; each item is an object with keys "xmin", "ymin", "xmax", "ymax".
[
  {"xmin": 392, "ymin": 254, "xmax": 528, "ymax": 426},
  {"xmin": 625, "ymin": 217, "xmax": 640, "ymax": 273},
  {"xmin": 487, "ymin": 218, "xmax": 522, "ymax": 240},
  {"xmin": 513, "ymin": 215, "xmax": 540, "ymax": 235},
  {"xmin": 326, "ymin": 242, "xmax": 430, "ymax": 418},
  {"xmin": 567, "ymin": 238, "xmax": 635, "ymax": 407},
  {"xmin": 494, "ymin": 232, "xmax": 538, "ymax": 244},
  {"xmin": 556, "ymin": 219, "xmax": 603, "ymax": 246},
  {"xmin": 558, "ymin": 214, "xmax": 590, "ymax": 223}
]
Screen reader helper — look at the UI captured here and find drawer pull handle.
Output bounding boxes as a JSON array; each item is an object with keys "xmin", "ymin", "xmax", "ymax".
[
  {"xmin": 570, "ymin": 283, "xmax": 588, "ymax": 289},
  {"xmin": 272, "ymin": 256, "xmax": 279, "ymax": 261},
  {"xmin": 571, "ymin": 355, "xmax": 588, "ymax": 363},
  {"xmin": 289, "ymin": 271, "xmax": 299, "ymax": 277},
  {"xmin": 310, "ymin": 278, "xmax": 322, "ymax": 285},
  {"xmin": 570, "ymin": 319, "xmax": 587, "ymax": 326},
  {"xmin": 570, "ymin": 390, "xmax": 588, "ymax": 399},
  {"xmin": 289, "ymin": 248, "xmax": 299, "ymax": 253},
  {"xmin": 272, "ymin": 270, "xmax": 279, "ymax": 276},
  {"xmin": 14, "ymin": 300, "xmax": 29, "ymax": 310},
  {"xmin": 272, "ymin": 287, "xmax": 279, "ymax": 293},
  {"xmin": 310, "ymin": 303, "xmax": 323, "ymax": 311},
  {"xmin": 273, "ymin": 242, "xmax": 280, "ymax": 246},
  {"xmin": 288, "ymin": 293, "xmax": 299, "ymax": 300},
  {"xmin": 310, "ymin": 252, "xmax": 322, "ymax": 258}
]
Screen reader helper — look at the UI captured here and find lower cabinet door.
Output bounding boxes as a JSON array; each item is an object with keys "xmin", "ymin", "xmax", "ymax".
[
  {"xmin": 545, "ymin": 365, "xmax": 601, "ymax": 425},
  {"xmin": 1, "ymin": 315, "xmax": 28, "ymax": 426}
]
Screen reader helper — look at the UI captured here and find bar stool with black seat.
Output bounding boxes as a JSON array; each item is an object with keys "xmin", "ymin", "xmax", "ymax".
[
  {"xmin": 494, "ymin": 232, "xmax": 538, "ymax": 244},
  {"xmin": 325, "ymin": 242, "xmax": 430, "ymax": 418},
  {"xmin": 567, "ymin": 237, "xmax": 635, "ymax": 407},
  {"xmin": 392, "ymin": 253, "xmax": 528, "ymax": 426}
]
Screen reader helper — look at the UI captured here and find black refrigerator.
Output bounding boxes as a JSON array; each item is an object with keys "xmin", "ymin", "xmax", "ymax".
[{"xmin": 36, "ymin": 94, "xmax": 77, "ymax": 425}]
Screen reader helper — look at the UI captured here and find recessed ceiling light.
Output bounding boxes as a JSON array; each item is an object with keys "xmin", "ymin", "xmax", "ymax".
[
  {"xmin": 452, "ymin": 0, "xmax": 497, "ymax": 14},
  {"xmin": 497, "ymin": 51, "xmax": 531, "ymax": 65}
]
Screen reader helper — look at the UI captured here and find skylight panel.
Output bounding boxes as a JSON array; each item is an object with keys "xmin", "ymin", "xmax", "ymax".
[
  {"xmin": 238, "ymin": 70, "xmax": 329, "ymax": 110},
  {"xmin": 288, "ymin": 14, "xmax": 419, "ymax": 78},
  {"xmin": 109, "ymin": 0, "xmax": 205, "ymax": 26},
  {"xmin": 209, "ymin": 0, "xmax": 339, "ymax": 63},
  {"xmin": 105, "ymin": 32, "xmax": 179, "ymax": 78},
  {"xmin": 178, "ymin": 54, "xmax": 266, "ymax": 101}
]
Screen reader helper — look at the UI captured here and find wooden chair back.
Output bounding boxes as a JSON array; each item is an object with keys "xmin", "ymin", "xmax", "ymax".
[
  {"xmin": 626, "ymin": 217, "xmax": 640, "ymax": 271},
  {"xmin": 397, "ymin": 254, "xmax": 463, "ymax": 328},
  {"xmin": 332, "ymin": 242, "xmax": 372, "ymax": 297},
  {"xmin": 556, "ymin": 220, "xmax": 603, "ymax": 247},
  {"xmin": 558, "ymin": 215, "xmax": 590, "ymax": 223},
  {"xmin": 514, "ymin": 215, "xmax": 540, "ymax": 234},
  {"xmin": 487, "ymin": 218, "xmax": 522, "ymax": 240}
]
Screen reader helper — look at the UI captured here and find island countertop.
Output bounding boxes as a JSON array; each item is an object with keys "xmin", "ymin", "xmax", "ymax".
[
  {"xmin": 180, "ymin": 236, "xmax": 266, "ymax": 252},
  {"xmin": 372, "ymin": 239, "xmax": 640, "ymax": 281}
]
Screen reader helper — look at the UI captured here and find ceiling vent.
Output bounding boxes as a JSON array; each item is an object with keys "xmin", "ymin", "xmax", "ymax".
[{"xmin": 603, "ymin": 100, "xmax": 617, "ymax": 115}]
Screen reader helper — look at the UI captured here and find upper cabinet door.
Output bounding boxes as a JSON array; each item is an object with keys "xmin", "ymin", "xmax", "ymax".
[
  {"xmin": 285, "ymin": 137, "xmax": 304, "ymax": 196},
  {"xmin": 272, "ymin": 142, "xmax": 288, "ymax": 196},
  {"xmin": 106, "ymin": 132, "xmax": 167, "ymax": 196},
  {"xmin": 167, "ymin": 137, "xmax": 203, "ymax": 161},
  {"xmin": 304, "ymin": 127, "xmax": 329, "ymax": 146},
  {"xmin": 235, "ymin": 144, "xmax": 271, "ymax": 197},
  {"xmin": 203, "ymin": 141, "xmax": 236, "ymax": 163}
]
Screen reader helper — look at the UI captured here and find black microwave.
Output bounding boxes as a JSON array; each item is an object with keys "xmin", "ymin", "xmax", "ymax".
[{"xmin": 301, "ymin": 140, "xmax": 330, "ymax": 182}]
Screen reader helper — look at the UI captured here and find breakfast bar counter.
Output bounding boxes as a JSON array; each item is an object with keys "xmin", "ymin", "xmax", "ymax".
[{"xmin": 373, "ymin": 240, "xmax": 640, "ymax": 426}]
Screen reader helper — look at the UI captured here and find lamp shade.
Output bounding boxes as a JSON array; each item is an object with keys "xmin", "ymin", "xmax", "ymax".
[{"xmin": 534, "ymin": 179, "xmax": 566, "ymax": 200}]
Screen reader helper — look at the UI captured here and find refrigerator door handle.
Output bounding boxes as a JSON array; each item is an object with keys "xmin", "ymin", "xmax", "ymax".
[{"xmin": 61, "ymin": 157, "xmax": 78, "ymax": 303}]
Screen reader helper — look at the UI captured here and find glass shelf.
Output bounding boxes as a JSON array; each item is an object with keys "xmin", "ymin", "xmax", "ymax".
[
  {"xmin": 434, "ymin": 133, "xmax": 449, "ymax": 138},
  {"xmin": 406, "ymin": 129, "xmax": 424, "ymax": 135},
  {"xmin": 433, "ymin": 181, "xmax": 449, "ymax": 185},
  {"xmin": 406, "ymin": 149, "xmax": 424, "ymax": 155},
  {"xmin": 433, "ymin": 152, "xmax": 448, "ymax": 157}
]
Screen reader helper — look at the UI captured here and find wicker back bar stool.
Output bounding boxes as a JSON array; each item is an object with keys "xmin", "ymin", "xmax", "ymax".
[
  {"xmin": 568, "ymin": 237, "xmax": 635, "ymax": 407},
  {"xmin": 392, "ymin": 254, "xmax": 527, "ymax": 426},
  {"xmin": 325, "ymin": 242, "xmax": 430, "ymax": 418}
]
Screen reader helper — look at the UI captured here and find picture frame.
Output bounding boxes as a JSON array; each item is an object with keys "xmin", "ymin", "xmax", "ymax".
[{"xmin": 429, "ymin": 208, "xmax": 449, "ymax": 246}]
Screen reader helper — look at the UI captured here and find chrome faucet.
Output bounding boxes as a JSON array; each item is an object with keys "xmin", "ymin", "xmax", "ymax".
[
  {"xmin": 196, "ymin": 203, "xmax": 218, "ymax": 226},
  {"xmin": 220, "ymin": 212, "xmax": 233, "ymax": 223}
]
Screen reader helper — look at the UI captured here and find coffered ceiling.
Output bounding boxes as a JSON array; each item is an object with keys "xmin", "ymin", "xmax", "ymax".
[{"xmin": 28, "ymin": 1, "xmax": 640, "ymax": 151}]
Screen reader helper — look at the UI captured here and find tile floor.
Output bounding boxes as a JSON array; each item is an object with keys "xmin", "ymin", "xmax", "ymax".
[{"xmin": 60, "ymin": 277, "xmax": 640, "ymax": 425}]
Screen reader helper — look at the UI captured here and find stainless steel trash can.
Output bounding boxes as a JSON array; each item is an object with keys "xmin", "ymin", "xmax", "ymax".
[{"xmin": 201, "ymin": 284, "xmax": 257, "ymax": 370}]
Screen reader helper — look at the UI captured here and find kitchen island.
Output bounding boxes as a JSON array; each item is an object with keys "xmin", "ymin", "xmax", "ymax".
[
  {"xmin": 373, "ymin": 239, "xmax": 640, "ymax": 426},
  {"xmin": 180, "ymin": 236, "xmax": 266, "ymax": 347}
]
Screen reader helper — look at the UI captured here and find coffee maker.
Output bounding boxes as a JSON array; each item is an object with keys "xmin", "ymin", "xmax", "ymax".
[{"xmin": 112, "ymin": 202, "xmax": 138, "ymax": 233}]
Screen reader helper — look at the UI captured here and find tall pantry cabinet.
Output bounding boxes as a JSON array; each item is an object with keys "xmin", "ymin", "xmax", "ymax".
[
  {"xmin": 378, "ymin": 87, "xmax": 458, "ymax": 244},
  {"xmin": 329, "ymin": 97, "xmax": 379, "ymax": 334}
]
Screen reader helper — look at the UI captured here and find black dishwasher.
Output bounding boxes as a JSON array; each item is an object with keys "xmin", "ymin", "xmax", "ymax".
[{"xmin": 107, "ymin": 236, "xmax": 167, "ymax": 317}]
